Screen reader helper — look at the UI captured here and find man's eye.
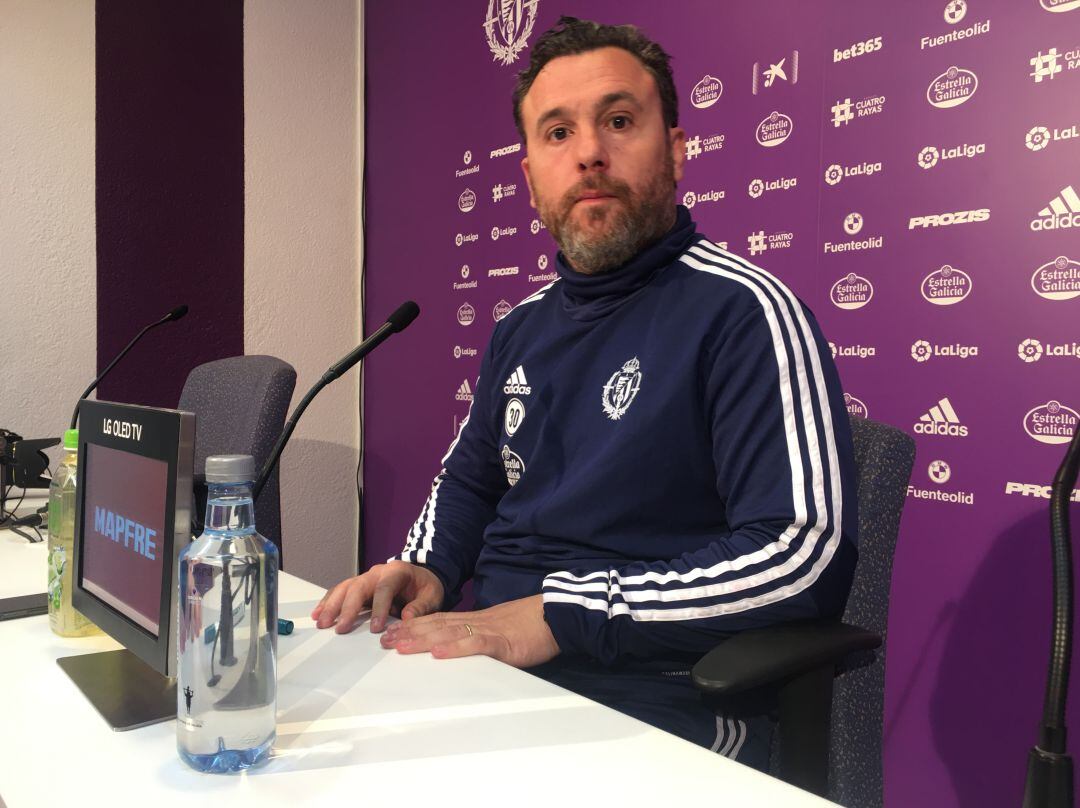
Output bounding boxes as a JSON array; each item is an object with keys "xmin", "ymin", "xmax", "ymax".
[
  {"xmin": 610, "ymin": 116, "xmax": 630, "ymax": 129},
  {"xmin": 550, "ymin": 127, "xmax": 569, "ymax": 141}
]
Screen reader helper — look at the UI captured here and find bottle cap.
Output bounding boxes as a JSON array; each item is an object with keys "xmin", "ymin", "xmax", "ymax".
[
  {"xmin": 63, "ymin": 429, "xmax": 79, "ymax": 451},
  {"xmin": 204, "ymin": 454, "xmax": 256, "ymax": 483}
]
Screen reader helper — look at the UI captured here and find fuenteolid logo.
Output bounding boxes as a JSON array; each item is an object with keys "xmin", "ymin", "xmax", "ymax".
[
  {"xmin": 602, "ymin": 358, "xmax": 643, "ymax": 421},
  {"xmin": 484, "ymin": 0, "xmax": 539, "ymax": 66}
]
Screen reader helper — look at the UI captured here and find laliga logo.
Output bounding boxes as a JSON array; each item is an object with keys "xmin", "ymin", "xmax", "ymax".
[
  {"xmin": 1041, "ymin": 0, "xmax": 1080, "ymax": 10},
  {"xmin": 1030, "ymin": 185, "xmax": 1080, "ymax": 231},
  {"xmin": 1031, "ymin": 255, "xmax": 1080, "ymax": 300},
  {"xmin": 683, "ymin": 191, "xmax": 697, "ymax": 208},
  {"xmin": 457, "ymin": 303, "xmax": 476, "ymax": 326},
  {"xmin": 921, "ymin": 265, "xmax": 973, "ymax": 305},
  {"xmin": 483, "ymin": 0, "xmax": 539, "ymax": 66},
  {"xmin": 458, "ymin": 189, "xmax": 476, "ymax": 212},
  {"xmin": 1025, "ymin": 400, "xmax": 1080, "ymax": 445},
  {"xmin": 1018, "ymin": 339, "xmax": 1044, "ymax": 363},
  {"xmin": 755, "ymin": 111, "xmax": 793, "ymax": 147},
  {"xmin": 825, "ymin": 161, "xmax": 882, "ymax": 186},
  {"xmin": 691, "ymin": 75, "xmax": 723, "ymax": 109},
  {"xmin": 830, "ymin": 273, "xmax": 874, "ymax": 309},
  {"xmin": 926, "ymin": 66, "xmax": 978, "ymax": 108}
]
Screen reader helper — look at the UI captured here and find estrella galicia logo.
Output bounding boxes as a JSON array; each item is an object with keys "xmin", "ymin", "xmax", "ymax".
[
  {"xmin": 1024, "ymin": 400, "xmax": 1080, "ymax": 444},
  {"xmin": 921, "ymin": 265, "xmax": 973, "ymax": 305},
  {"xmin": 501, "ymin": 444, "xmax": 525, "ymax": 486},
  {"xmin": 830, "ymin": 273, "xmax": 874, "ymax": 309},
  {"xmin": 844, "ymin": 393, "xmax": 869, "ymax": 419},
  {"xmin": 926, "ymin": 66, "xmax": 978, "ymax": 108},
  {"xmin": 1041, "ymin": 0, "xmax": 1080, "ymax": 11},
  {"xmin": 691, "ymin": 75, "xmax": 723, "ymax": 109},
  {"xmin": 1031, "ymin": 255, "xmax": 1080, "ymax": 300},
  {"xmin": 755, "ymin": 111, "xmax": 793, "ymax": 147},
  {"xmin": 457, "ymin": 303, "xmax": 476, "ymax": 326},
  {"xmin": 484, "ymin": 0, "xmax": 539, "ymax": 66},
  {"xmin": 602, "ymin": 357, "xmax": 643, "ymax": 421},
  {"xmin": 458, "ymin": 189, "xmax": 476, "ymax": 213}
]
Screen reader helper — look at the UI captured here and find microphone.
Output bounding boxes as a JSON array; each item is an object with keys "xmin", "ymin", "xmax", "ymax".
[
  {"xmin": 252, "ymin": 301, "xmax": 420, "ymax": 500},
  {"xmin": 70, "ymin": 304, "xmax": 190, "ymax": 428}
]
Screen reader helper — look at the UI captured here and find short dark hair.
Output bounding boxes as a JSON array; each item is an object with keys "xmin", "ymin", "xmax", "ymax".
[{"xmin": 512, "ymin": 16, "xmax": 678, "ymax": 142}]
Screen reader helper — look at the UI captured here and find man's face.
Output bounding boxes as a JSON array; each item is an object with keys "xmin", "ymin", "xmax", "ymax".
[{"xmin": 519, "ymin": 47, "xmax": 686, "ymax": 275}]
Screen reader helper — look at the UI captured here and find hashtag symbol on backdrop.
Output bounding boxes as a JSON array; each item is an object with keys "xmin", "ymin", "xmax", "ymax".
[
  {"xmin": 685, "ymin": 136, "xmax": 703, "ymax": 160},
  {"xmin": 1030, "ymin": 49, "xmax": 1062, "ymax": 83},
  {"xmin": 831, "ymin": 99, "xmax": 854, "ymax": 127},
  {"xmin": 747, "ymin": 231, "xmax": 766, "ymax": 256},
  {"xmin": 492, "ymin": 184, "xmax": 504, "ymax": 202}
]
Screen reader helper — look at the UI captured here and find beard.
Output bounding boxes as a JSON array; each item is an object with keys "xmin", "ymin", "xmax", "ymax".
[{"xmin": 536, "ymin": 156, "xmax": 677, "ymax": 275}]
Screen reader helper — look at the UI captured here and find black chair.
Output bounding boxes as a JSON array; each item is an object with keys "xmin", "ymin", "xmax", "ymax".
[
  {"xmin": 692, "ymin": 417, "xmax": 915, "ymax": 807},
  {"xmin": 178, "ymin": 355, "xmax": 296, "ymax": 560}
]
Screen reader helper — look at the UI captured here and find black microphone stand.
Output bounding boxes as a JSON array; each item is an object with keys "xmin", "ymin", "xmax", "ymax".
[{"xmin": 1023, "ymin": 421, "xmax": 1079, "ymax": 808}]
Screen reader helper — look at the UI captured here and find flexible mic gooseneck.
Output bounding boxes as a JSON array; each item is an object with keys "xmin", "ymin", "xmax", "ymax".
[
  {"xmin": 70, "ymin": 304, "xmax": 190, "ymax": 429},
  {"xmin": 252, "ymin": 301, "xmax": 419, "ymax": 500}
]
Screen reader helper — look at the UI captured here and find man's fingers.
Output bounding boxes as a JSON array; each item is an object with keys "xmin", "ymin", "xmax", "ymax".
[
  {"xmin": 369, "ymin": 568, "xmax": 409, "ymax": 633},
  {"xmin": 384, "ymin": 622, "xmax": 478, "ymax": 654},
  {"xmin": 333, "ymin": 577, "xmax": 374, "ymax": 634},
  {"xmin": 400, "ymin": 591, "xmax": 440, "ymax": 621},
  {"xmin": 314, "ymin": 580, "xmax": 352, "ymax": 628},
  {"xmin": 431, "ymin": 630, "xmax": 492, "ymax": 660}
]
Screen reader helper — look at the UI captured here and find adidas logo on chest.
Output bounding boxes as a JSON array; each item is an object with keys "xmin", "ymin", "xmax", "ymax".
[{"xmin": 503, "ymin": 365, "xmax": 532, "ymax": 395}]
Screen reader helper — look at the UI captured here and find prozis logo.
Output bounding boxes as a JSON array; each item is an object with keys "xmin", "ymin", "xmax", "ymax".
[
  {"xmin": 1024, "ymin": 400, "xmax": 1080, "ymax": 444},
  {"xmin": 1040, "ymin": 0, "xmax": 1080, "ymax": 11},
  {"xmin": 1017, "ymin": 338, "xmax": 1080, "ymax": 363},
  {"xmin": 911, "ymin": 339, "xmax": 979, "ymax": 362},
  {"xmin": 917, "ymin": 142, "xmax": 986, "ymax": 169},
  {"xmin": 830, "ymin": 95, "xmax": 885, "ymax": 127},
  {"xmin": 921, "ymin": 265, "xmax": 973, "ymax": 305},
  {"xmin": 844, "ymin": 393, "xmax": 869, "ymax": 419},
  {"xmin": 691, "ymin": 74, "xmax": 723, "ymax": 109},
  {"xmin": 747, "ymin": 176, "xmax": 796, "ymax": 199},
  {"xmin": 1030, "ymin": 185, "xmax": 1080, "ymax": 231},
  {"xmin": 489, "ymin": 142, "xmax": 521, "ymax": 159},
  {"xmin": 752, "ymin": 51, "xmax": 798, "ymax": 94},
  {"xmin": 833, "ymin": 35, "xmax": 883, "ymax": 62},
  {"xmin": 1025, "ymin": 123, "xmax": 1079, "ymax": 151},
  {"xmin": 914, "ymin": 396, "xmax": 969, "ymax": 437},
  {"xmin": 926, "ymin": 66, "xmax": 979, "ymax": 108},
  {"xmin": 756, "ymin": 111, "xmax": 794, "ymax": 147},
  {"xmin": 1031, "ymin": 255, "xmax": 1080, "ymax": 300},
  {"xmin": 1005, "ymin": 481, "xmax": 1080, "ymax": 502},
  {"xmin": 908, "ymin": 208, "xmax": 990, "ymax": 229},
  {"xmin": 824, "ymin": 161, "xmax": 883, "ymax": 186},
  {"xmin": 458, "ymin": 189, "xmax": 476, "ymax": 213},
  {"xmin": 830, "ymin": 273, "xmax": 874, "ymax": 309}
]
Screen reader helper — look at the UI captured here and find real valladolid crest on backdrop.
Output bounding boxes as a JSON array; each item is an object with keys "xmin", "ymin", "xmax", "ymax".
[{"xmin": 364, "ymin": 2, "xmax": 1080, "ymax": 805}]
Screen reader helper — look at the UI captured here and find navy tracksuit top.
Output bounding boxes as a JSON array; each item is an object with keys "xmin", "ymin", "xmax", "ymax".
[{"xmin": 395, "ymin": 206, "xmax": 858, "ymax": 668}]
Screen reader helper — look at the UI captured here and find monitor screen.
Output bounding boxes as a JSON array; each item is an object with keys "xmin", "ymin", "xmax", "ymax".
[{"xmin": 81, "ymin": 443, "xmax": 169, "ymax": 635}]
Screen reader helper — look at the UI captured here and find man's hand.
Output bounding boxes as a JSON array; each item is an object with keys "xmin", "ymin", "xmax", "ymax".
[
  {"xmin": 311, "ymin": 561, "xmax": 445, "ymax": 634},
  {"xmin": 379, "ymin": 594, "xmax": 561, "ymax": 669}
]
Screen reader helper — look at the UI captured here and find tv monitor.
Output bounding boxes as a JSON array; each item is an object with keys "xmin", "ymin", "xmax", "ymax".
[{"xmin": 63, "ymin": 399, "xmax": 194, "ymax": 730}]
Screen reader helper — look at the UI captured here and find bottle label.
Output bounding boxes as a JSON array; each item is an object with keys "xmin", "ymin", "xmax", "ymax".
[{"xmin": 47, "ymin": 544, "xmax": 66, "ymax": 611}]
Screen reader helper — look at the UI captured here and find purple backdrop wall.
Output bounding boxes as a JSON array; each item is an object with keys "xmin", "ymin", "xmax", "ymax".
[
  {"xmin": 95, "ymin": 1, "xmax": 245, "ymax": 408},
  {"xmin": 363, "ymin": 2, "xmax": 1080, "ymax": 804}
]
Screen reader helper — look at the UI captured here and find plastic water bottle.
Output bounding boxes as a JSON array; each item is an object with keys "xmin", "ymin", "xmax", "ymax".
[
  {"xmin": 177, "ymin": 455, "xmax": 279, "ymax": 772},
  {"xmin": 47, "ymin": 428, "xmax": 101, "ymax": 637}
]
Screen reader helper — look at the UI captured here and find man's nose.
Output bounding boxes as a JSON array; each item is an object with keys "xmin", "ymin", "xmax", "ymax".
[{"xmin": 573, "ymin": 125, "xmax": 608, "ymax": 172}]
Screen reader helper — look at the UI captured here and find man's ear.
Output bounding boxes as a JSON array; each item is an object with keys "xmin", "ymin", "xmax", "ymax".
[
  {"xmin": 520, "ymin": 156, "xmax": 538, "ymax": 209},
  {"xmin": 670, "ymin": 127, "xmax": 686, "ymax": 184}
]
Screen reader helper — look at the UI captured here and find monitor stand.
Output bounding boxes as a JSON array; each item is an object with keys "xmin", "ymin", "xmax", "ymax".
[{"xmin": 57, "ymin": 649, "xmax": 176, "ymax": 731}]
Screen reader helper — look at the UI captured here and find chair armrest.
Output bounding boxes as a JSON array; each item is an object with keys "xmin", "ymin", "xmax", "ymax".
[{"xmin": 691, "ymin": 621, "xmax": 881, "ymax": 696}]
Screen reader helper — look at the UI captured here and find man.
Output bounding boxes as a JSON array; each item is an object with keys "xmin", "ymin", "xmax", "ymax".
[{"xmin": 313, "ymin": 17, "xmax": 857, "ymax": 769}]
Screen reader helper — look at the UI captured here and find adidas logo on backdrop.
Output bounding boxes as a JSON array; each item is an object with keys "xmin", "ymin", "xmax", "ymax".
[{"xmin": 914, "ymin": 397, "xmax": 969, "ymax": 437}]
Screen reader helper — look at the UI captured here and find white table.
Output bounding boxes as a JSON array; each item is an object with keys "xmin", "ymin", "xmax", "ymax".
[{"xmin": 1, "ymin": 516, "xmax": 835, "ymax": 807}]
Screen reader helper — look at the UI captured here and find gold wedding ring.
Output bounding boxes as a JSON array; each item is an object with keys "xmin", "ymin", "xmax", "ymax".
[{"xmin": 464, "ymin": 623, "xmax": 474, "ymax": 637}]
